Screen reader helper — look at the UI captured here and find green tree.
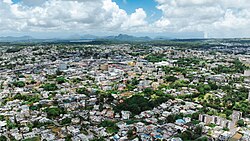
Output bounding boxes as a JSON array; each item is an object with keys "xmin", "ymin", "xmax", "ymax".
[
  {"xmin": 41, "ymin": 83, "xmax": 58, "ymax": 91},
  {"xmin": 127, "ymin": 128, "xmax": 136, "ymax": 139},
  {"xmin": 56, "ymin": 77, "xmax": 67, "ymax": 84},
  {"xmin": 99, "ymin": 120, "xmax": 119, "ymax": 134},
  {"xmin": 194, "ymin": 125, "xmax": 203, "ymax": 136},
  {"xmin": 13, "ymin": 81, "xmax": 25, "ymax": 87},
  {"xmin": 237, "ymin": 119, "xmax": 245, "ymax": 127},
  {"xmin": 130, "ymin": 78, "xmax": 139, "ymax": 85},
  {"xmin": 114, "ymin": 95, "xmax": 151, "ymax": 115},
  {"xmin": 61, "ymin": 117, "xmax": 71, "ymax": 125},
  {"xmin": 6, "ymin": 119, "xmax": 17, "ymax": 129},
  {"xmin": 76, "ymin": 87, "xmax": 88, "ymax": 94},
  {"xmin": 165, "ymin": 76, "xmax": 178, "ymax": 82},
  {"xmin": 45, "ymin": 107, "xmax": 64, "ymax": 118},
  {"xmin": 0, "ymin": 136, "xmax": 7, "ymax": 141}
]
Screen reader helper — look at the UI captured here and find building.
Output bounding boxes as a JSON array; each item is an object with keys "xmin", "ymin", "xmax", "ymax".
[
  {"xmin": 121, "ymin": 111, "xmax": 131, "ymax": 120},
  {"xmin": 231, "ymin": 111, "xmax": 242, "ymax": 122},
  {"xmin": 58, "ymin": 63, "xmax": 68, "ymax": 71},
  {"xmin": 199, "ymin": 114, "xmax": 236, "ymax": 130},
  {"xmin": 100, "ymin": 64, "xmax": 109, "ymax": 71}
]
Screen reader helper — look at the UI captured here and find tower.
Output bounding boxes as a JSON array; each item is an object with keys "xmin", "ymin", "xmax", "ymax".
[{"xmin": 248, "ymin": 90, "xmax": 250, "ymax": 102}]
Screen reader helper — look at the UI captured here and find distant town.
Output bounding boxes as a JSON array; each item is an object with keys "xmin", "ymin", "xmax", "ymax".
[{"xmin": 1, "ymin": 39, "xmax": 250, "ymax": 141}]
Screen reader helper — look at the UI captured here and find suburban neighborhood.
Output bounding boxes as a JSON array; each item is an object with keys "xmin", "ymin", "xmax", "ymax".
[{"xmin": 0, "ymin": 40, "xmax": 250, "ymax": 141}]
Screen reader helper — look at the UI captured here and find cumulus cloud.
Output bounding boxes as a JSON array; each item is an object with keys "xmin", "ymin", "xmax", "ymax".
[
  {"xmin": 122, "ymin": 8, "xmax": 147, "ymax": 29},
  {"xmin": 1, "ymin": 0, "xmax": 250, "ymax": 38},
  {"xmin": 0, "ymin": 0, "xmax": 147, "ymax": 34},
  {"xmin": 154, "ymin": 0, "xmax": 250, "ymax": 37}
]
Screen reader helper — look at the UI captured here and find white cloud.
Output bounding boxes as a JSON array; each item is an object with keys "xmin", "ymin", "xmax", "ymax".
[
  {"xmin": 122, "ymin": 8, "xmax": 147, "ymax": 29},
  {"xmin": 3, "ymin": 0, "xmax": 12, "ymax": 4},
  {"xmin": 154, "ymin": 0, "xmax": 250, "ymax": 37},
  {"xmin": 0, "ymin": 0, "xmax": 147, "ymax": 34},
  {"xmin": 1, "ymin": 0, "xmax": 250, "ymax": 38}
]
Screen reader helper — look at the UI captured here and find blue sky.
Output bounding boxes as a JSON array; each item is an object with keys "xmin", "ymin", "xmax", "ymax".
[
  {"xmin": 12, "ymin": 0, "xmax": 160, "ymax": 14},
  {"xmin": 12, "ymin": 0, "xmax": 162, "ymax": 22},
  {"xmin": 11, "ymin": 0, "xmax": 20, "ymax": 3},
  {"xmin": 1, "ymin": 0, "xmax": 250, "ymax": 38},
  {"xmin": 113, "ymin": 0, "xmax": 161, "ymax": 22}
]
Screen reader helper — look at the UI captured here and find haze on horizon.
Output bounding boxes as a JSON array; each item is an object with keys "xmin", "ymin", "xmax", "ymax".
[{"xmin": 1, "ymin": 0, "xmax": 250, "ymax": 39}]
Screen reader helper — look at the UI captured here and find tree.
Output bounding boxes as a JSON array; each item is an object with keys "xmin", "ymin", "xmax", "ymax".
[
  {"xmin": 166, "ymin": 114, "xmax": 176, "ymax": 123},
  {"xmin": 13, "ymin": 81, "xmax": 25, "ymax": 87},
  {"xmin": 224, "ymin": 110, "xmax": 233, "ymax": 117},
  {"xmin": 30, "ymin": 80, "xmax": 36, "ymax": 84},
  {"xmin": 208, "ymin": 81, "xmax": 218, "ymax": 90},
  {"xmin": 13, "ymin": 94, "xmax": 40, "ymax": 104},
  {"xmin": 126, "ymin": 84, "xmax": 135, "ymax": 91},
  {"xmin": 76, "ymin": 87, "xmax": 88, "ymax": 94},
  {"xmin": 45, "ymin": 107, "xmax": 63, "ymax": 118},
  {"xmin": 194, "ymin": 125, "xmax": 203, "ymax": 136},
  {"xmin": 41, "ymin": 83, "xmax": 58, "ymax": 91},
  {"xmin": 127, "ymin": 129, "xmax": 136, "ymax": 139},
  {"xmin": 129, "ymin": 104, "xmax": 141, "ymax": 115},
  {"xmin": 99, "ymin": 120, "xmax": 119, "ymax": 134},
  {"xmin": 195, "ymin": 137, "xmax": 208, "ymax": 141},
  {"xmin": 145, "ymin": 54, "xmax": 166, "ymax": 63},
  {"xmin": 56, "ymin": 76, "xmax": 67, "ymax": 84},
  {"xmin": 143, "ymin": 88, "xmax": 154, "ymax": 97},
  {"xmin": 23, "ymin": 137, "xmax": 40, "ymax": 141},
  {"xmin": 31, "ymin": 57, "xmax": 35, "ymax": 62},
  {"xmin": 6, "ymin": 119, "xmax": 17, "ymax": 129},
  {"xmin": 61, "ymin": 117, "xmax": 71, "ymax": 125},
  {"xmin": 237, "ymin": 119, "xmax": 245, "ymax": 127},
  {"xmin": 165, "ymin": 76, "xmax": 178, "ymax": 82},
  {"xmin": 0, "ymin": 115, "xmax": 4, "ymax": 121},
  {"xmin": 191, "ymin": 112, "xmax": 200, "ymax": 120},
  {"xmin": 130, "ymin": 78, "xmax": 139, "ymax": 85},
  {"xmin": 0, "ymin": 136, "xmax": 7, "ymax": 141},
  {"xmin": 99, "ymin": 120, "xmax": 116, "ymax": 128},
  {"xmin": 114, "ymin": 95, "xmax": 151, "ymax": 115},
  {"xmin": 197, "ymin": 84, "xmax": 211, "ymax": 94},
  {"xmin": 179, "ymin": 130, "xmax": 193, "ymax": 140}
]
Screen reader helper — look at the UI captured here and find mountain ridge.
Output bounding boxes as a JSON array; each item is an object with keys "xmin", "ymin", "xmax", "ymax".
[{"xmin": 0, "ymin": 34, "xmax": 153, "ymax": 42}]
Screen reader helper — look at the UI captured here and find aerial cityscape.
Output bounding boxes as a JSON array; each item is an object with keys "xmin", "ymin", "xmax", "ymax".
[
  {"xmin": 1, "ymin": 0, "xmax": 250, "ymax": 141},
  {"xmin": 1, "ymin": 39, "xmax": 250, "ymax": 141}
]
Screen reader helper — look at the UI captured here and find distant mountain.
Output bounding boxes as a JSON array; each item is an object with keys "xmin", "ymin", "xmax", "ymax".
[
  {"xmin": 67, "ymin": 34, "xmax": 151, "ymax": 41},
  {"xmin": 154, "ymin": 36, "xmax": 172, "ymax": 40},
  {"xmin": 67, "ymin": 34, "xmax": 83, "ymax": 40},
  {"xmin": 0, "ymin": 36, "xmax": 34, "ymax": 42},
  {"xmin": 82, "ymin": 34, "xmax": 98, "ymax": 40},
  {"xmin": 0, "ymin": 34, "xmax": 187, "ymax": 43},
  {"xmin": 103, "ymin": 34, "xmax": 152, "ymax": 41},
  {"xmin": 67, "ymin": 34, "xmax": 98, "ymax": 40}
]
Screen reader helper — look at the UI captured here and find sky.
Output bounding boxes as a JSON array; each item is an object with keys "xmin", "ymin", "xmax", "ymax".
[{"xmin": 1, "ymin": 0, "xmax": 250, "ymax": 38}]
